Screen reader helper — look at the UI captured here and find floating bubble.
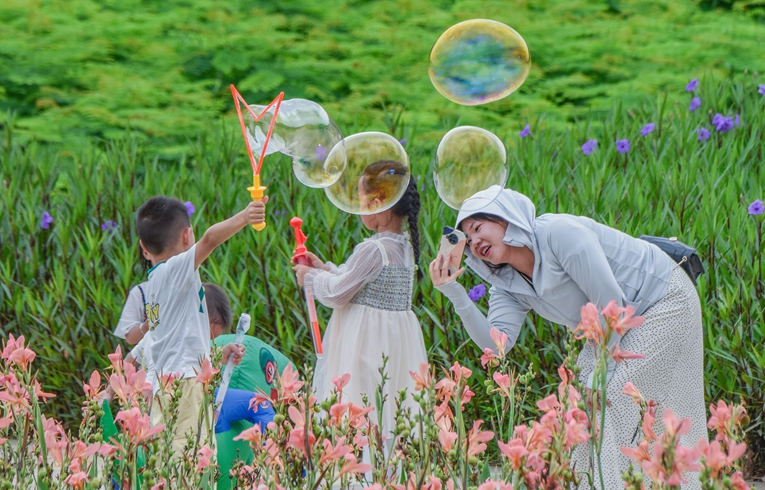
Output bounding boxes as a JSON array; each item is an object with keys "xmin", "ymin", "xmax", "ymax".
[
  {"xmin": 325, "ymin": 132, "xmax": 410, "ymax": 215},
  {"xmin": 245, "ymin": 99, "xmax": 345, "ymax": 187},
  {"xmin": 434, "ymin": 126, "xmax": 508, "ymax": 210},
  {"xmin": 429, "ymin": 19, "xmax": 531, "ymax": 106}
]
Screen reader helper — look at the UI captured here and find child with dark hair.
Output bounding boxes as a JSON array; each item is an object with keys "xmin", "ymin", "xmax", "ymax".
[
  {"xmin": 292, "ymin": 160, "xmax": 427, "ymax": 442},
  {"xmin": 136, "ymin": 195, "xmax": 267, "ymax": 453}
]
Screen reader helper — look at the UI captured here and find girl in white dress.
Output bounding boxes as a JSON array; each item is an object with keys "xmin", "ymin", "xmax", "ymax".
[{"xmin": 293, "ymin": 160, "xmax": 428, "ymax": 440}]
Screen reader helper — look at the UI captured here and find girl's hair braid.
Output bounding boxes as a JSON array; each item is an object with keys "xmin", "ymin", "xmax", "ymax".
[{"xmin": 392, "ymin": 176, "xmax": 422, "ymax": 280}]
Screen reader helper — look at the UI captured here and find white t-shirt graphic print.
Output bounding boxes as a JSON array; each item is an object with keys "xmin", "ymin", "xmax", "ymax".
[{"xmin": 146, "ymin": 244, "xmax": 210, "ymax": 386}]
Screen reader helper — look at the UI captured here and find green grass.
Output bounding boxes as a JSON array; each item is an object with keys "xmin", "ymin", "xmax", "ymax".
[
  {"xmin": 2, "ymin": 0, "xmax": 765, "ymax": 154},
  {"xmin": 2, "ymin": 74, "xmax": 764, "ymax": 473}
]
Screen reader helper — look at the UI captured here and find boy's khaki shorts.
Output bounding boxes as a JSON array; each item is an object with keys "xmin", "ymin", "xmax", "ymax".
[{"xmin": 150, "ymin": 378, "xmax": 213, "ymax": 456}]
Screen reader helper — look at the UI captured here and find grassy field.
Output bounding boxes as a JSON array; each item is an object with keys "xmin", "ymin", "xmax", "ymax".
[{"xmin": 1, "ymin": 0, "xmax": 765, "ymax": 153}]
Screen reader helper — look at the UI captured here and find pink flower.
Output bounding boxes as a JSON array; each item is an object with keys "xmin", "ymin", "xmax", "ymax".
[
  {"xmin": 346, "ymin": 403, "xmax": 374, "ymax": 428},
  {"xmin": 490, "ymin": 327, "xmax": 508, "ymax": 353},
  {"xmin": 332, "ymin": 373, "xmax": 351, "ymax": 392},
  {"xmin": 329, "ymin": 402, "xmax": 350, "ymax": 423},
  {"xmin": 729, "ymin": 471, "xmax": 751, "ymax": 490},
  {"xmin": 480, "ymin": 348, "xmax": 497, "ymax": 368},
  {"xmin": 63, "ymin": 471, "xmax": 89, "ymax": 489},
  {"xmin": 622, "ymin": 382, "xmax": 643, "ymax": 401},
  {"xmin": 278, "ymin": 364, "xmax": 304, "ymax": 401},
  {"xmin": 157, "ymin": 372, "xmax": 180, "ymax": 393},
  {"xmin": 563, "ymin": 418, "xmax": 590, "ymax": 449},
  {"xmin": 498, "ymin": 439, "xmax": 528, "ymax": 469},
  {"xmin": 449, "ymin": 361, "xmax": 472, "ymax": 382},
  {"xmin": 536, "ymin": 394, "xmax": 561, "ymax": 413},
  {"xmin": 707, "ymin": 400, "xmax": 732, "ymax": 433},
  {"xmin": 435, "ymin": 402, "xmax": 454, "ymax": 432},
  {"xmin": 1, "ymin": 334, "xmax": 22, "ymax": 360},
  {"xmin": 493, "ymin": 372, "xmax": 512, "ymax": 397},
  {"xmin": 99, "ymin": 444, "xmax": 119, "ymax": 457},
  {"xmin": 115, "ymin": 407, "xmax": 165, "ymax": 445},
  {"xmin": 466, "ymin": 420, "xmax": 494, "ymax": 457},
  {"xmin": 663, "ymin": 408, "xmax": 691, "ymax": 439},
  {"xmin": 409, "ymin": 362, "xmax": 431, "ymax": 391},
  {"xmin": 107, "ymin": 346, "xmax": 124, "ymax": 375},
  {"xmin": 319, "ymin": 437, "xmax": 351, "ymax": 465},
  {"xmin": 621, "ymin": 440, "xmax": 652, "ymax": 463},
  {"xmin": 83, "ymin": 371, "xmax": 101, "ymax": 400},
  {"xmin": 438, "ymin": 429, "xmax": 458, "ymax": 451},
  {"xmin": 643, "ymin": 408, "xmax": 658, "ymax": 441},
  {"xmin": 197, "ymin": 445, "xmax": 214, "ymax": 471},
  {"xmin": 233, "ymin": 424, "xmax": 263, "ymax": 444},
  {"xmin": 601, "ymin": 300, "xmax": 644, "ymax": 335},
  {"xmin": 8, "ymin": 346, "xmax": 36, "ymax": 371},
  {"xmin": 195, "ymin": 359, "xmax": 219, "ymax": 384},
  {"xmin": 611, "ymin": 345, "xmax": 646, "ymax": 364},
  {"xmin": 338, "ymin": 453, "xmax": 372, "ymax": 476},
  {"xmin": 573, "ymin": 303, "xmax": 604, "ymax": 344}
]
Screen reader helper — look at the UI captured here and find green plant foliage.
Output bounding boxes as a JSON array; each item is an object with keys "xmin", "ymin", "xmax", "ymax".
[
  {"xmin": 2, "ymin": 74, "xmax": 765, "ymax": 473},
  {"xmin": 1, "ymin": 0, "xmax": 765, "ymax": 154}
]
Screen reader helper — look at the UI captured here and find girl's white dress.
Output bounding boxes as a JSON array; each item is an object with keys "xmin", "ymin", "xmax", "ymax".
[{"xmin": 304, "ymin": 231, "xmax": 428, "ymax": 437}]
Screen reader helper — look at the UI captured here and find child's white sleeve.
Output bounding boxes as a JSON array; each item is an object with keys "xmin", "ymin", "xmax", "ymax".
[
  {"xmin": 303, "ymin": 242, "xmax": 384, "ymax": 309},
  {"xmin": 113, "ymin": 284, "xmax": 146, "ymax": 339},
  {"xmin": 163, "ymin": 243, "xmax": 198, "ymax": 291}
]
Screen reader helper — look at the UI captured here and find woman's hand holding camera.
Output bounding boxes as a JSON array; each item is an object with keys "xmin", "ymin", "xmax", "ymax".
[{"xmin": 429, "ymin": 253, "xmax": 465, "ymax": 287}]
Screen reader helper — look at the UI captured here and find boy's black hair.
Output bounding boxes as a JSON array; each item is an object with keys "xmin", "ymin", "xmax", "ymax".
[
  {"xmin": 204, "ymin": 283, "xmax": 232, "ymax": 333},
  {"xmin": 136, "ymin": 196, "xmax": 191, "ymax": 255}
]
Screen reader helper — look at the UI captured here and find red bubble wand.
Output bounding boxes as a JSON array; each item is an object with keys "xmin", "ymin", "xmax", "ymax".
[
  {"xmin": 231, "ymin": 84, "xmax": 284, "ymax": 231},
  {"xmin": 290, "ymin": 217, "xmax": 324, "ymax": 358}
]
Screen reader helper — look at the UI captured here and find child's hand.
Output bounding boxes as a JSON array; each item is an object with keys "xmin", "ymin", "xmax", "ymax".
[
  {"xmin": 291, "ymin": 251, "xmax": 328, "ymax": 270},
  {"xmin": 222, "ymin": 343, "xmax": 246, "ymax": 365},
  {"xmin": 429, "ymin": 253, "xmax": 465, "ymax": 287},
  {"xmin": 242, "ymin": 196, "xmax": 269, "ymax": 225},
  {"xmin": 292, "ymin": 264, "xmax": 313, "ymax": 286}
]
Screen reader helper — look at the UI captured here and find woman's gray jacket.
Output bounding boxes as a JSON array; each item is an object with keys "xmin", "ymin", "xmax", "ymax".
[{"xmin": 435, "ymin": 186, "xmax": 674, "ymax": 387}]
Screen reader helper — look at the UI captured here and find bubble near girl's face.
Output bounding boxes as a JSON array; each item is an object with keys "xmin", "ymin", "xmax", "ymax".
[
  {"xmin": 429, "ymin": 19, "xmax": 531, "ymax": 106},
  {"xmin": 324, "ymin": 132, "xmax": 410, "ymax": 215},
  {"xmin": 434, "ymin": 126, "xmax": 508, "ymax": 210}
]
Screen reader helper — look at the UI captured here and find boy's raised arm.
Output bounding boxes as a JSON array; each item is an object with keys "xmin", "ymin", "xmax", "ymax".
[{"xmin": 195, "ymin": 198, "xmax": 268, "ymax": 269}]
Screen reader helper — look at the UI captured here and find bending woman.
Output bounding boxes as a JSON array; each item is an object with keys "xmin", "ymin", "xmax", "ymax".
[{"xmin": 429, "ymin": 186, "xmax": 707, "ymax": 489}]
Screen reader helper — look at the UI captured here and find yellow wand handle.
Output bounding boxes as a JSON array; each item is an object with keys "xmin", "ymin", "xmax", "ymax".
[{"xmin": 248, "ymin": 174, "xmax": 267, "ymax": 231}]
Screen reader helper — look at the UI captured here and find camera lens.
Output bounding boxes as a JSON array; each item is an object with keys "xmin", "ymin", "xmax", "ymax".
[{"xmin": 447, "ymin": 233, "xmax": 458, "ymax": 245}]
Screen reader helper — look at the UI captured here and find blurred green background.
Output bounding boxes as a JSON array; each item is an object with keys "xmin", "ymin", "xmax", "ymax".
[{"xmin": 1, "ymin": 0, "xmax": 764, "ymax": 475}]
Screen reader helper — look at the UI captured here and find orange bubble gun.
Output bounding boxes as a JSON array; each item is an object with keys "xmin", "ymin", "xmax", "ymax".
[
  {"xmin": 290, "ymin": 217, "xmax": 324, "ymax": 358},
  {"xmin": 231, "ymin": 84, "xmax": 284, "ymax": 231}
]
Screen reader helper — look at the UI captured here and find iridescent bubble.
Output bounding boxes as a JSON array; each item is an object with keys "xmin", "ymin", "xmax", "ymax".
[
  {"xmin": 245, "ymin": 99, "xmax": 345, "ymax": 187},
  {"xmin": 324, "ymin": 132, "xmax": 410, "ymax": 215},
  {"xmin": 429, "ymin": 19, "xmax": 531, "ymax": 106},
  {"xmin": 434, "ymin": 126, "xmax": 508, "ymax": 210}
]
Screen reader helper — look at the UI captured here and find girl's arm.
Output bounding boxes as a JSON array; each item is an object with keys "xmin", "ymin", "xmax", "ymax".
[{"xmin": 303, "ymin": 241, "xmax": 385, "ymax": 309}]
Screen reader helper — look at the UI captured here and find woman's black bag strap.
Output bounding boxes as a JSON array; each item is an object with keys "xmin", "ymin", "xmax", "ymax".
[{"xmin": 638, "ymin": 235, "xmax": 706, "ymax": 286}]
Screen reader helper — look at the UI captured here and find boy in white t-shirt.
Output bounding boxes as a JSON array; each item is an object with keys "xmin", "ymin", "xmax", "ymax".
[{"xmin": 135, "ymin": 195, "xmax": 267, "ymax": 453}]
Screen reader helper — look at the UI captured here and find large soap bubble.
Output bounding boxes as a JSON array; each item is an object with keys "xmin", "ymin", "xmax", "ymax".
[
  {"xmin": 245, "ymin": 99, "xmax": 345, "ymax": 187},
  {"xmin": 324, "ymin": 132, "xmax": 410, "ymax": 215},
  {"xmin": 429, "ymin": 19, "xmax": 531, "ymax": 106},
  {"xmin": 434, "ymin": 126, "xmax": 508, "ymax": 210}
]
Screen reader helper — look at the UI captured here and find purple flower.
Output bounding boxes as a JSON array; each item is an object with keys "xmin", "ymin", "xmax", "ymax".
[
  {"xmin": 184, "ymin": 201, "xmax": 195, "ymax": 216},
  {"xmin": 40, "ymin": 211, "xmax": 53, "ymax": 230},
  {"xmin": 467, "ymin": 284, "xmax": 487, "ymax": 302},
  {"xmin": 735, "ymin": 114, "xmax": 741, "ymax": 127},
  {"xmin": 686, "ymin": 78, "xmax": 699, "ymax": 92},
  {"xmin": 640, "ymin": 123, "xmax": 655, "ymax": 137},
  {"xmin": 749, "ymin": 200, "xmax": 764, "ymax": 215},
  {"xmin": 315, "ymin": 145, "xmax": 327, "ymax": 161},
  {"xmin": 712, "ymin": 113, "xmax": 733, "ymax": 133},
  {"xmin": 616, "ymin": 139, "xmax": 630, "ymax": 154},
  {"xmin": 689, "ymin": 97, "xmax": 701, "ymax": 112},
  {"xmin": 581, "ymin": 139, "xmax": 598, "ymax": 155},
  {"xmin": 519, "ymin": 124, "xmax": 532, "ymax": 138},
  {"xmin": 420, "ymin": 183, "xmax": 425, "ymax": 192},
  {"xmin": 399, "ymin": 138, "xmax": 408, "ymax": 145},
  {"xmin": 274, "ymin": 210, "xmax": 281, "ymax": 216},
  {"xmin": 415, "ymin": 174, "xmax": 421, "ymax": 182},
  {"xmin": 101, "ymin": 220, "xmax": 118, "ymax": 231},
  {"xmin": 758, "ymin": 85, "xmax": 765, "ymax": 96},
  {"xmin": 697, "ymin": 127, "xmax": 711, "ymax": 142}
]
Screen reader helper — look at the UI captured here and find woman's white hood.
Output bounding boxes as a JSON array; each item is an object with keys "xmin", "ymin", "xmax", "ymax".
[{"xmin": 455, "ymin": 186, "xmax": 540, "ymax": 287}]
